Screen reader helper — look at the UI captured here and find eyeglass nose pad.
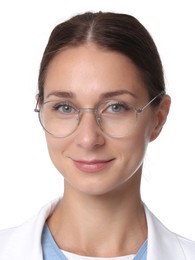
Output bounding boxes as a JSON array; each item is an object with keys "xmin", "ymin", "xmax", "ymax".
[
  {"xmin": 97, "ymin": 114, "xmax": 101, "ymax": 120},
  {"xmin": 96, "ymin": 114, "xmax": 101, "ymax": 122},
  {"xmin": 77, "ymin": 110, "xmax": 82, "ymax": 121},
  {"xmin": 95, "ymin": 115, "xmax": 103, "ymax": 131}
]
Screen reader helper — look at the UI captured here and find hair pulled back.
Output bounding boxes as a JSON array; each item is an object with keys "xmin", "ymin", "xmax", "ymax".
[{"xmin": 38, "ymin": 12, "xmax": 165, "ymax": 104}]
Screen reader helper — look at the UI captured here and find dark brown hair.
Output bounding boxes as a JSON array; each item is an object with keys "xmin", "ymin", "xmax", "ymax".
[{"xmin": 38, "ymin": 12, "xmax": 165, "ymax": 104}]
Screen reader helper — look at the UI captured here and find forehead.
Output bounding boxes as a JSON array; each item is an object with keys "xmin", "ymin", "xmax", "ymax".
[{"xmin": 44, "ymin": 44, "xmax": 148, "ymax": 102}]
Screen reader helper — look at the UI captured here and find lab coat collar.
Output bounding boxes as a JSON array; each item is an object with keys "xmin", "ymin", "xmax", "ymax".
[
  {"xmin": 0, "ymin": 198, "xmax": 192, "ymax": 259},
  {"xmin": 34, "ymin": 199, "xmax": 187, "ymax": 259},
  {"xmin": 144, "ymin": 205, "xmax": 186, "ymax": 259}
]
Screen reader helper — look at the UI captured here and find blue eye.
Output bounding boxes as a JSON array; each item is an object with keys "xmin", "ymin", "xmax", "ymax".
[
  {"xmin": 59, "ymin": 104, "xmax": 74, "ymax": 113},
  {"xmin": 109, "ymin": 104, "xmax": 124, "ymax": 112},
  {"xmin": 52, "ymin": 102, "xmax": 77, "ymax": 114},
  {"xmin": 105, "ymin": 102, "xmax": 132, "ymax": 114}
]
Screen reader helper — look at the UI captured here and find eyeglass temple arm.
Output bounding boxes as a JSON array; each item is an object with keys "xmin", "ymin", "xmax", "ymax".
[
  {"xmin": 34, "ymin": 96, "xmax": 40, "ymax": 112},
  {"xmin": 137, "ymin": 91, "xmax": 165, "ymax": 113}
]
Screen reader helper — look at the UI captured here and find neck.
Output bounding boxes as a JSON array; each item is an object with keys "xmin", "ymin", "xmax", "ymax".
[{"xmin": 47, "ymin": 173, "xmax": 147, "ymax": 257}]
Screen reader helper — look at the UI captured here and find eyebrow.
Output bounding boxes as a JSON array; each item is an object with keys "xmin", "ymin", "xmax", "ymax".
[
  {"xmin": 46, "ymin": 89, "xmax": 137, "ymax": 100},
  {"xmin": 46, "ymin": 91, "xmax": 75, "ymax": 99},
  {"xmin": 100, "ymin": 90, "xmax": 137, "ymax": 99}
]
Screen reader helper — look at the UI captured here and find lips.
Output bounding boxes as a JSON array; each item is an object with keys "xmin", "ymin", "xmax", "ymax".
[{"xmin": 72, "ymin": 159, "xmax": 114, "ymax": 173}]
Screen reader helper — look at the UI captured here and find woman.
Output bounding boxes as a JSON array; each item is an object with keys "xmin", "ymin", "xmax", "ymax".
[{"xmin": 0, "ymin": 11, "xmax": 194, "ymax": 260}]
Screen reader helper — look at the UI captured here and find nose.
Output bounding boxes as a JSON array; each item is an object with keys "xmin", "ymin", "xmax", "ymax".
[{"xmin": 74, "ymin": 110, "xmax": 105, "ymax": 150}]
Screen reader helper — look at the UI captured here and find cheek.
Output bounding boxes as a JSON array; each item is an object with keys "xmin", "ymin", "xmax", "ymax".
[
  {"xmin": 46, "ymin": 135, "xmax": 59, "ymax": 156},
  {"xmin": 45, "ymin": 135, "xmax": 69, "ymax": 169},
  {"xmin": 118, "ymin": 122, "xmax": 152, "ymax": 173},
  {"xmin": 121, "ymin": 133, "xmax": 148, "ymax": 164},
  {"xmin": 125, "ymin": 116, "xmax": 153, "ymax": 150}
]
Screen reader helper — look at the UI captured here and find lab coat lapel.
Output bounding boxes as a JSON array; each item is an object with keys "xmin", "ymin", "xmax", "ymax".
[
  {"xmin": 144, "ymin": 205, "xmax": 186, "ymax": 260},
  {"xmin": 1, "ymin": 199, "xmax": 191, "ymax": 259}
]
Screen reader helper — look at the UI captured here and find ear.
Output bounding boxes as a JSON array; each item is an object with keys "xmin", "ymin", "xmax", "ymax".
[
  {"xmin": 35, "ymin": 94, "xmax": 39, "ymax": 101},
  {"xmin": 150, "ymin": 95, "xmax": 171, "ymax": 142}
]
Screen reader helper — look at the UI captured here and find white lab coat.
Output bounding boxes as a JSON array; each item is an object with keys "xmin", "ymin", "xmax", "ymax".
[{"xmin": 0, "ymin": 198, "xmax": 194, "ymax": 259}]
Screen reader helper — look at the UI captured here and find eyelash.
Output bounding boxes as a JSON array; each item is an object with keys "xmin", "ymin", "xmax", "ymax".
[
  {"xmin": 105, "ymin": 101, "xmax": 133, "ymax": 111},
  {"xmin": 52, "ymin": 102, "xmax": 76, "ymax": 112}
]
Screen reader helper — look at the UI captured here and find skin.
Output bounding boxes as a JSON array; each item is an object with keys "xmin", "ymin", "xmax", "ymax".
[{"xmin": 40, "ymin": 43, "xmax": 171, "ymax": 257}]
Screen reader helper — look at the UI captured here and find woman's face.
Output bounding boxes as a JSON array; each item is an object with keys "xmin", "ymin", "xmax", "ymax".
[{"xmin": 42, "ymin": 44, "xmax": 165, "ymax": 196}]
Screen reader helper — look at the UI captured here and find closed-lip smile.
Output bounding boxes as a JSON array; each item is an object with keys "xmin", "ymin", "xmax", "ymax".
[{"xmin": 72, "ymin": 158, "xmax": 115, "ymax": 173}]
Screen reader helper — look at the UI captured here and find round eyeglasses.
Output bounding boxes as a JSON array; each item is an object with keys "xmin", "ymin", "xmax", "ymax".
[{"xmin": 35, "ymin": 91, "xmax": 164, "ymax": 138}]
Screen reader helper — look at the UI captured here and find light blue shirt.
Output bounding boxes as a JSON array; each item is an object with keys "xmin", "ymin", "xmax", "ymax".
[{"xmin": 41, "ymin": 224, "xmax": 147, "ymax": 260}]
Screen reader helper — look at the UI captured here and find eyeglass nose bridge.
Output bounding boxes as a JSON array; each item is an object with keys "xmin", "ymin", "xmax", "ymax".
[{"xmin": 78, "ymin": 107, "xmax": 101, "ymax": 124}]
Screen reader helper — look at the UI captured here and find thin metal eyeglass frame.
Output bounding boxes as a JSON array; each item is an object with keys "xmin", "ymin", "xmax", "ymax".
[{"xmin": 34, "ymin": 90, "xmax": 165, "ymax": 137}]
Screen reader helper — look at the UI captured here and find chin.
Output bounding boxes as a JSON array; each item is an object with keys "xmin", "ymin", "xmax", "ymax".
[{"xmin": 65, "ymin": 177, "xmax": 133, "ymax": 197}]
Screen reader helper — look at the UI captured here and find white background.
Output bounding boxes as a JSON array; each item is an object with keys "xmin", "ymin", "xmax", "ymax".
[{"xmin": 0, "ymin": 0, "xmax": 194, "ymax": 240}]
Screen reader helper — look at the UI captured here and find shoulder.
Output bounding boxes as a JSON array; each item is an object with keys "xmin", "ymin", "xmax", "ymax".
[
  {"xmin": 0, "ymin": 198, "xmax": 60, "ymax": 260},
  {"xmin": 0, "ymin": 198, "xmax": 60, "ymax": 238},
  {"xmin": 0, "ymin": 217, "xmax": 38, "ymax": 259},
  {"xmin": 144, "ymin": 204, "xmax": 195, "ymax": 259},
  {"xmin": 176, "ymin": 234, "xmax": 195, "ymax": 257}
]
